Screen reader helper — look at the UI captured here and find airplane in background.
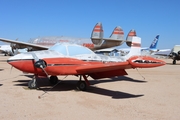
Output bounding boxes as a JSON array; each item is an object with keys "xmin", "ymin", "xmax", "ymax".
[
  {"xmin": 0, "ymin": 44, "xmax": 13, "ymax": 56},
  {"xmin": 168, "ymin": 45, "xmax": 180, "ymax": 64},
  {"xmin": 0, "ymin": 44, "xmax": 28, "ymax": 56},
  {"xmin": 7, "ymin": 36, "xmax": 165, "ymax": 90},
  {"xmin": 0, "ymin": 22, "xmax": 136, "ymax": 55},
  {"xmin": 95, "ymin": 35, "xmax": 160, "ymax": 56},
  {"xmin": 141, "ymin": 35, "xmax": 160, "ymax": 52}
]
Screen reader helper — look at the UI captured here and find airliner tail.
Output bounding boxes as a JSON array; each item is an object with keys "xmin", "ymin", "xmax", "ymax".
[
  {"xmin": 126, "ymin": 29, "xmax": 137, "ymax": 47},
  {"xmin": 149, "ymin": 35, "xmax": 160, "ymax": 49},
  {"xmin": 91, "ymin": 22, "xmax": 103, "ymax": 45}
]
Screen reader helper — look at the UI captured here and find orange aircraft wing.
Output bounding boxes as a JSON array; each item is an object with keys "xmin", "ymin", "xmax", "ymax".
[{"xmin": 76, "ymin": 61, "xmax": 131, "ymax": 79}]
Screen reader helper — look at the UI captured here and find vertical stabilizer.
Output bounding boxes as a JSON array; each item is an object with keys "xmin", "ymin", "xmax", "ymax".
[
  {"xmin": 91, "ymin": 22, "xmax": 103, "ymax": 45},
  {"xmin": 123, "ymin": 36, "xmax": 141, "ymax": 60},
  {"xmin": 126, "ymin": 29, "xmax": 137, "ymax": 47},
  {"xmin": 109, "ymin": 26, "xmax": 124, "ymax": 40},
  {"xmin": 149, "ymin": 35, "xmax": 159, "ymax": 49}
]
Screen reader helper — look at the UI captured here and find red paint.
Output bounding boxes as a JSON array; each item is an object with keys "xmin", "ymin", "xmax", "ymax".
[{"xmin": 8, "ymin": 56, "xmax": 165, "ymax": 79}]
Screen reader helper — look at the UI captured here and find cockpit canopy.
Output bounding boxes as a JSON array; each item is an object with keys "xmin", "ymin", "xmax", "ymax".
[{"xmin": 49, "ymin": 43, "xmax": 95, "ymax": 56}]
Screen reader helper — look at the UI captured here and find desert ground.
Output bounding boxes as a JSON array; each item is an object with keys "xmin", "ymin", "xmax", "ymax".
[{"xmin": 0, "ymin": 55, "xmax": 180, "ymax": 120}]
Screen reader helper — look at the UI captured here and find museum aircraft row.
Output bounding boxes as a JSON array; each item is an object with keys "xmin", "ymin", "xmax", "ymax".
[{"xmin": 0, "ymin": 22, "xmax": 136, "ymax": 56}]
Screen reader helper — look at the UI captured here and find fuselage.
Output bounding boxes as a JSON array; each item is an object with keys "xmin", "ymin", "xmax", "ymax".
[{"xmin": 7, "ymin": 50, "xmax": 166, "ymax": 77}]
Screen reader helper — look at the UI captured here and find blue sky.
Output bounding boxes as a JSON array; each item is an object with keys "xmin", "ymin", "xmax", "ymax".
[{"xmin": 0, "ymin": 0, "xmax": 179, "ymax": 49}]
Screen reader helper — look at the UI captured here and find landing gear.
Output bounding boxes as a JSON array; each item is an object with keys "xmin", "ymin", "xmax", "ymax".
[
  {"xmin": 28, "ymin": 77, "xmax": 37, "ymax": 89},
  {"xmin": 77, "ymin": 81, "xmax": 86, "ymax": 91},
  {"xmin": 173, "ymin": 59, "xmax": 176, "ymax": 64},
  {"xmin": 76, "ymin": 75, "xmax": 90, "ymax": 91},
  {"xmin": 49, "ymin": 76, "xmax": 58, "ymax": 84}
]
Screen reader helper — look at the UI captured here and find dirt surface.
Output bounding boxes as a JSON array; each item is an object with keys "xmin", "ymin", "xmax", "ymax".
[{"xmin": 0, "ymin": 55, "xmax": 180, "ymax": 120}]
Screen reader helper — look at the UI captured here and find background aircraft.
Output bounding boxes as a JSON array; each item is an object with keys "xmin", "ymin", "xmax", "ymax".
[
  {"xmin": 0, "ymin": 44, "xmax": 13, "ymax": 56},
  {"xmin": 0, "ymin": 44, "xmax": 28, "ymax": 56},
  {"xmin": 0, "ymin": 22, "xmax": 136, "ymax": 54},
  {"xmin": 7, "ymin": 36, "xmax": 165, "ymax": 90},
  {"xmin": 141, "ymin": 35, "xmax": 160, "ymax": 52},
  {"xmin": 168, "ymin": 45, "xmax": 180, "ymax": 64},
  {"xmin": 95, "ymin": 35, "xmax": 161, "ymax": 56}
]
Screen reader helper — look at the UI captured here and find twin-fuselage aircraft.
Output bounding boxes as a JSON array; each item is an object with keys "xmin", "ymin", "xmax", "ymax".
[{"xmin": 7, "ymin": 36, "xmax": 165, "ymax": 90}]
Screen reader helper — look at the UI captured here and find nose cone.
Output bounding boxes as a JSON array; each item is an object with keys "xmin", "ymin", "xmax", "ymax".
[
  {"xmin": 7, "ymin": 53, "xmax": 33, "ymax": 71},
  {"xmin": 128, "ymin": 56, "xmax": 166, "ymax": 68}
]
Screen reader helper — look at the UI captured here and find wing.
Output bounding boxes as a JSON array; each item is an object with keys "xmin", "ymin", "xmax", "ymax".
[
  {"xmin": 0, "ymin": 38, "xmax": 49, "ymax": 50},
  {"xmin": 76, "ymin": 61, "xmax": 131, "ymax": 79}
]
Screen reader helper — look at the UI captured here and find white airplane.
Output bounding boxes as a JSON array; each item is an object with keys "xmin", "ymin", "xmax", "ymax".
[
  {"xmin": 0, "ymin": 44, "xmax": 13, "ymax": 56},
  {"xmin": 156, "ymin": 45, "xmax": 180, "ymax": 64},
  {"xmin": 7, "ymin": 36, "xmax": 165, "ymax": 90},
  {"xmin": 0, "ymin": 22, "xmax": 136, "ymax": 54},
  {"xmin": 0, "ymin": 44, "xmax": 28, "ymax": 56}
]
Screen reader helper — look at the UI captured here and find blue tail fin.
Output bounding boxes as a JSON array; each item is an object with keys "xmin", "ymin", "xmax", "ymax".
[{"xmin": 149, "ymin": 35, "xmax": 160, "ymax": 49}]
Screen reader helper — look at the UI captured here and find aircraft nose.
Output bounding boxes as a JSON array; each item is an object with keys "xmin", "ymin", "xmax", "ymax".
[
  {"xmin": 7, "ymin": 54, "xmax": 22, "ymax": 67},
  {"xmin": 7, "ymin": 53, "xmax": 34, "ymax": 72}
]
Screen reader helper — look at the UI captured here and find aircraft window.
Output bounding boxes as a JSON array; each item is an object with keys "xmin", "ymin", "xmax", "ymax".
[
  {"xmin": 68, "ymin": 46, "xmax": 93, "ymax": 56},
  {"xmin": 49, "ymin": 44, "xmax": 67, "ymax": 55},
  {"xmin": 49, "ymin": 43, "xmax": 94, "ymax": 56}
]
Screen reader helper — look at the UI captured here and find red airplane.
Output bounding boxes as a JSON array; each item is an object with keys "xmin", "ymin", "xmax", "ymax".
[{"xmin": 7, "ymin": 36, "xmax": 165, "ymax": 90}]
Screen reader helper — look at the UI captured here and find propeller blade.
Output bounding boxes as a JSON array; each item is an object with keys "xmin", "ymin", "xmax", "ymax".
[{"xmin": 30, "ymin": 52, "xmax": 49, "ymax": 79}]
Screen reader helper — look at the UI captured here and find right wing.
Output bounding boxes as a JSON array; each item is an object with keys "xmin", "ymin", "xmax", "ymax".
[{"xmin": 0, "ymin": 38, "xmax": 49, "ymax": 50}]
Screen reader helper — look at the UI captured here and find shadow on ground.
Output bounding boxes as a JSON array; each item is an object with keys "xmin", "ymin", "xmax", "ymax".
[{"xmin": 13, "ymin": 75, "xmax": 145, "ymax": 99}]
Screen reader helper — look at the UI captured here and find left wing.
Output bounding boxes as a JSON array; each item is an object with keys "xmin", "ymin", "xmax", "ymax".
[{"xmin": 0, "ymin": 38, "xmax": 49, "ymax": 50}]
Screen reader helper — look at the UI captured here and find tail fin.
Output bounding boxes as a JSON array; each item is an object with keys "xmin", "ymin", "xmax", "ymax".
[
  {"xmin": 126, "ymin": 29, "xmax": 137, "ymax": 47},
  {"xmin": 109, "ymin": 26, "xmax": 124, "ymax": 40},
  {"xmin": 102, "ymin": 26, "xmax": 124, "ymax": 46},
  {"xmin": 123, "ymin": 36, "xmax": 141, "ymax": 60},
  {"xmin": 149, "ymin": 35, "xmax": 159, "ymax": 49},
  {"xmin": 91, "ymin": 22, "xmax": 103, "ymax": 45}
]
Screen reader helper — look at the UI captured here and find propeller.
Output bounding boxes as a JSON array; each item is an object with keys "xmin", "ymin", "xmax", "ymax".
[{"xmin": 31, "ymin": 53, "xmax": 49, "ymax": 79}]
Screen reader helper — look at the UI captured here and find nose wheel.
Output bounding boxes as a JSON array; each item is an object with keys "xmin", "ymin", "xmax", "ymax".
[{"xmin": 28, "ymin": 77, "xmax": 37, "ymax": 89}]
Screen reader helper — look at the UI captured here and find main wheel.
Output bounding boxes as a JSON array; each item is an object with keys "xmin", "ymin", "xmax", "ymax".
[
  {"xmin": 173, "ymin": 60, "xmax": 176, "ymax": 64},
  {"xmin": 28, "ymin": 80, "xmax": 37, "ymax": 89},
  {"xmin": 76, "ymin": 81, "xmax": 86, "ymax": 91},
  {"xmin": 50, "ymin": 76, "xmax": 58, "ymax": 84}
]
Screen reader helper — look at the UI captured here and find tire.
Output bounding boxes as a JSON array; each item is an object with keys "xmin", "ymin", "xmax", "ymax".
[
  {"xmin": 76, "ymin": 81, "xmax": 86, "ymax": 91},
  {"xmin": 50, "ymin": 76, "xmax": 58, "ymax": 84},
  {"xmin": 173, "ymin": 60, "xmax": 176, "ymax": 64},
  {"xmin": 28, "ymin": 80, "xmax": 37, "ymax": 89}
]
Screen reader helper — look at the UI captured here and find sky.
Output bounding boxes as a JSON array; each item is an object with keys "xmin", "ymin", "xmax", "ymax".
[{"xmin": 0, "ymin": 0, "xmax": 179, "ymax": 49}]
